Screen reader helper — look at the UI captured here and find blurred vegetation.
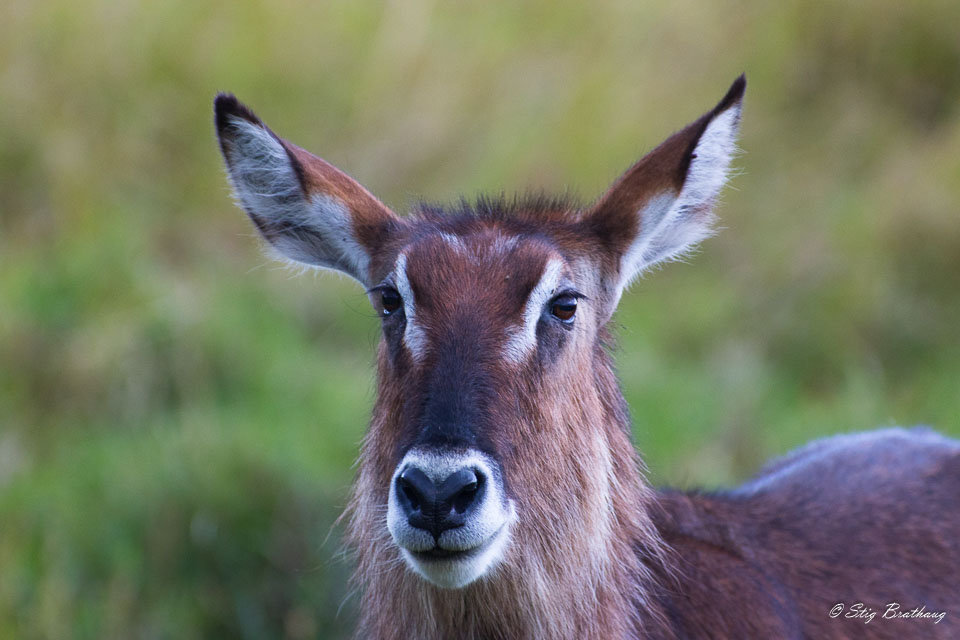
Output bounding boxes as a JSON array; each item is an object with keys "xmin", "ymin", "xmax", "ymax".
[{"xmin": 2, "ymin": 0, "xmax": 959, "ymax": 637}]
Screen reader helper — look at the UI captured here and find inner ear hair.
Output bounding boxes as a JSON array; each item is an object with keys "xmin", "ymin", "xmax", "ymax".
[
  {"xmin": 585, "ymin": 75, "xmax": 745, "ymax": 302},
  {"xmin": 214, "ymin": 93, "xmax": 401, "ymax": 286}
]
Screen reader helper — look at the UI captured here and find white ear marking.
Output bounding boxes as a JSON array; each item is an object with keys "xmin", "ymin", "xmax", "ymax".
[
  {"xmin": 618, "ymin": 103, "xmax": 741, "ymax": 291},
  {"xmin": 221, "ymin": 116, "xmax": 373, "ymax": 285},
  {"xmin": 223, "ymin": 117, "xmax": 301, "ymax": 208},
  {"xmin": 680, "ymin": 105, "xmax": 741, "ymax": 212}
]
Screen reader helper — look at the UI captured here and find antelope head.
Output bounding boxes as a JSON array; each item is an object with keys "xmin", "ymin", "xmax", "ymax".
[{"xmin": 214, "ymin": 77, "xmax": 744, "ymax": 601}]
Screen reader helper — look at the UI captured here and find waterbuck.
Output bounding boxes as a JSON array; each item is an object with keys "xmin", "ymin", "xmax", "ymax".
[{"xmin": 214, "ymin": 76, "xmax": 959, "ymax": 639}]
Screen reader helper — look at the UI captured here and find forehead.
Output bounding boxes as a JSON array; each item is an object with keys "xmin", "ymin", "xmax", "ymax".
[{"xmin": 401, "ymin": 229, "xmax": 557, "ymax": 311}]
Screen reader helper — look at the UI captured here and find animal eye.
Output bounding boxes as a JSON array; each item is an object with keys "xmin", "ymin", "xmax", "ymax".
[
  {"xmin": 550, "ymin": 295, "xmax": 577, "ymax": 323},
  {"xmin": 381, "ymin": 288, "xmax": 402, "ymax": 315}
]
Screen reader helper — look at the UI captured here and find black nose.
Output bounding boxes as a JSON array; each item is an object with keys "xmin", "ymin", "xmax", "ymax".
[{"xmin": 396, "ymin": 466, "xmax": 484, "ymax": 538}]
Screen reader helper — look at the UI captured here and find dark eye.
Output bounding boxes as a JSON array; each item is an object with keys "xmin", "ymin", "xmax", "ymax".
[
  {"xmin": 550, "ymin": 295, "xmax": 577, "ymax": 323},
  {"xmin": 381, "ymin": 288, "xmax": 402, "ymax": 316}
]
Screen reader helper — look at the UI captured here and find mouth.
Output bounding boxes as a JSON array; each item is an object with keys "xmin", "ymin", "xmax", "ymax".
[
  {"xmin": 398, "ymin": 521, "xmax": 512, "ymax": 589},
  {"xmin": 410, "ymin": 539, "xmax": 489, "ymax": 563}
]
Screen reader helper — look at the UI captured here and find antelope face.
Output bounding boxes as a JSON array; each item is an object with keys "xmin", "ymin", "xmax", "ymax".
[
  {"xmin": 375, "ymin": 229, "xmax": 595, "ymax": 587},
  {"xmin": 215, "ymin": 77, "xmax": 744, "ymax": 589}
]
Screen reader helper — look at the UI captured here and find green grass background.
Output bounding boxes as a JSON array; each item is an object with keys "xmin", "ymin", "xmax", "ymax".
[{"xmin": 2, "ymin": 0, "xmax": 959, "ymax": 637}]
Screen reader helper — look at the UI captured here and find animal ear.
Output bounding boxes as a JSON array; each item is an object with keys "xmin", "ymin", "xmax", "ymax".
[
  {"xmin": 214, "ymin": 93, "xmax": 401, "ymax": 286},
  {"xmin": 585, "ymin": 75, "xmax": 745, "ymax": 304}
]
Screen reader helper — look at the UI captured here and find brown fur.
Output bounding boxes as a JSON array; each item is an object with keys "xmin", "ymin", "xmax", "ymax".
[
  {"xmin": 344, "ymin": 205, "xmax": 960, "ymax": 640},
  {"xmin": 215, "ymin": 78, "xmax": 960, "ymax": 639}
]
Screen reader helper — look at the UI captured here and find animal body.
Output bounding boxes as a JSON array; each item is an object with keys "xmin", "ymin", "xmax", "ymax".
[{"xmin": 214, "ymin": 76, "xmax": 960, "ymax": 639}]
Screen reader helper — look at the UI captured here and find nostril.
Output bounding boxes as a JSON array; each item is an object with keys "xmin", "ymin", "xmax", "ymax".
[
  {"xmin": 397, "ymin": 467, "xmax": 435, "ymax": 513},
  {"xmin": 398, "ymin": 476, "xmax": 420, "ymax": 510},
  {"xmin": 439, "ymin": 468, "xmax": 483, "ymax": 515},
  {"xmin": 451, "ymin": 481, "xmax": 478, "ymax": 514}
]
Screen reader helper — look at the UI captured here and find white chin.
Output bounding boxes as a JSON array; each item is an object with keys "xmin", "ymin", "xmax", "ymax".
[{"xmin": 401, "ymin": 524, "xmax": 512, "ymax": 589}]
